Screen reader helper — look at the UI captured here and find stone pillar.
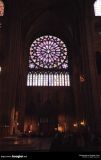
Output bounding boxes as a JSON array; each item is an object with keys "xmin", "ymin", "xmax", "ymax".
[
  {"xmin": 80, "ymin": 0, "xmax": 101, "ymax": 133},
  {"xmin": 1, "ymin": 0, "xmax": 26, "ymax": 135}
]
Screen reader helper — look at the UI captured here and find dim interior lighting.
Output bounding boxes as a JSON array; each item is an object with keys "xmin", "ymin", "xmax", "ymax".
[
  {"xmin": 0, "ymin": 66, "xmax": 1, "ymax": 73},
  {"xmin": 17, "ymin": 123, "xmax": 19, "ymax": 126},
  {"xmin": 0, "ymin": 22, "xmax": 2, "ymax": 28},
  {"xmin": 58, "ymin": 124, "xmax": 64, "ymax": 133},
  {"xmin": 28, "ymin": 130, "xmax": 32, "ymax": 134},
  {"xmin": 80, "ymin": 74, "xmax": 85, "ymax": 82},
  {"xmin": 14, "ymin": 141, "xmax": 19, "ymax": 145},
  {"xmin": 4, "ymin": 125, "xmax": 9, "ymax": 128},
  {"xmin": 58, "ymin": 126, "xmax": 63, "ymax": 133},
  {"xmin": 80, "ymin": 120, "xmax": 86, "ymax": 126},
  {"xmin": 73, "ymin": 123, "xmax": 78, "ymax": 127},
  {"xmin": 99, "ymin": 32, "xmax": 101, "ymax": 35},
  {"xmin": 54, "ymin": 128, "xmax": 58, "ymax": 131}
]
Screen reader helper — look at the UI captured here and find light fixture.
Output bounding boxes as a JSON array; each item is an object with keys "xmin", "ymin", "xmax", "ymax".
[
  {"xmin": 58, "ymin": 124, "xmax": 64, "ymax": 133},
  {"xmin": 17, "ymin": 122, "xmax": 19, "ymax": 126},
  {"xmin": 0, "ymin": 66, "xmax": 1, "ymax": 73},
  {"xmin": 28, "ymin": 130, "xmax": 32, "ymax": 134},
  {"xmin": 73, "ymin": 123, "xmax": 78, "ymax": 128},
  {"xmin": 80, "ymin": 120, "xmax": 86, "ymax": 126},
  {"xmin": 80, "ymin": 74, "xmax": 85, "ymax": 82}
]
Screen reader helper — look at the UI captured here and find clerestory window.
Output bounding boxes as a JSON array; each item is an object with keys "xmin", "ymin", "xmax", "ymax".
[{"xmin": 94, "ymin": 0, "xmax": 101, "ymax": 16}]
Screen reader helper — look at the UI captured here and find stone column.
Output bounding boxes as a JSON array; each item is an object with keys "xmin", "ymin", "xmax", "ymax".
[{"xmin": 79, "ymin": 0, "xmax": 101, "ymax": 133}]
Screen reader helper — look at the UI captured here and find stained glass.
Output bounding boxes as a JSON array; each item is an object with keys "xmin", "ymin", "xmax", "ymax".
[
  {"xmin": 27, "ymin": 35, "xmax": 70, "ymax": 87},
  {"xmin": 94, "ymin": 0, "xmax": 101, "ymax": 16},
  {"xmin": 27, "ymin": 73, "xmax": 70, "ymax": 87},
  {"xmin": 0, "ymin": 0, "xmax": 4, "ymax": 16},
  {"xmin": 29, "ymin": 35, "xmax": 68, "ymax": 69},
  {"xmin": 27, "ymin": 73, "xmax": 30, "ymax": 86}
]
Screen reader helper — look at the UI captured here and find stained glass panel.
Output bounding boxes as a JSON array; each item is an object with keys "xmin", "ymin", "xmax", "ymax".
[
  {"xmin": 94, "ymin": 0, "xmax": 101, "ymax": 16},
  {"xmin": 0, "ymin": 0, "xmax": 4, "ymax": 16},
  {"xmin": 27, "ymin": 73, "xmax": 70, "ymax": 87},
  {"xmin": 27, "ymin": 35, "xmax": 70, "ymax": 87},
  {"xmin": 29, "ymin": 35, "xmax": 68, "ymax": 69}
]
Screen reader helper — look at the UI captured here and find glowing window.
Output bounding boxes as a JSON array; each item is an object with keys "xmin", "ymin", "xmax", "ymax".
[
  {"xmin": 0, "ymin": 0, "xmax": 4, "ymax": 16},
  {"xmin": 29, "ymin": 35, "xmax": 68, "ymax": 69},
  {"xmin": 27, "ymin": 35, "xmax": 70, "ymax": 87},
  {"xmin": 27, "ymin": 73, "xmax": 70, "ymax": 87},
  {"xmin": 94, "ymin": 0, "xmax": 101, "ymax": 16}
]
